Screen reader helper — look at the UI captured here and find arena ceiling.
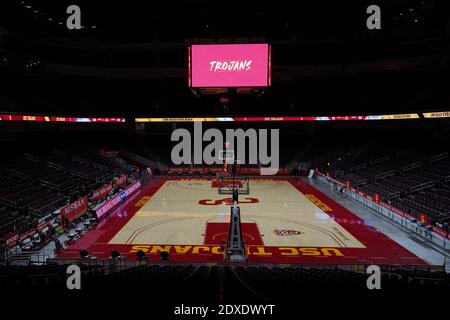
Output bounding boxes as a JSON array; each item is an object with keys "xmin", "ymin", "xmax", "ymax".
[{"xmin": 0, "ymin": 0, "xmax": 449, "ymax": 116}]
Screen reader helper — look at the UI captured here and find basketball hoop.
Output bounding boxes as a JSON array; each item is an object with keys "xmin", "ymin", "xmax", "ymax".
[
  {"xmin": 217, "ymin": 175, "xmax": 250, "ymax": 195},
  {"xmin": 219, "ymin": 149, "xmax": 235, "ymax": 163}
]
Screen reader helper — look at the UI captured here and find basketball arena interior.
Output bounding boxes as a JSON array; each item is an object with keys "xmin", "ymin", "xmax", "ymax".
[{"xmin": 1, "ymin": 0, "xmax": 450, "ymax": 317}]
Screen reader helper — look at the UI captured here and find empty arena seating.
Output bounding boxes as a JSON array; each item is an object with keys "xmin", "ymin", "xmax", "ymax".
[
  {"xmin": 324, "ymin": 149, "xmax": 450, "ymax": 228},
  {"xmin": 1, "ymin": 263, "xmax": 448, "ymax": 295},
  {"xmin": 0, "ymin": 205, "xmax": 34, "ymax": 238},
  {"xmin": 359, "ymin": 182, "xmax": 400, "ymax": 201},
  {"xmin": 392, "ymin": 185, "xmax": 450, "ymax": 223},
  {"xmin": 0, "ymin": 148, "xmax": 130, "ymax": 241}
]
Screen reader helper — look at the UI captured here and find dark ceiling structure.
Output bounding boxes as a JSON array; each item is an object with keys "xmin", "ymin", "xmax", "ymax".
[{"xmin": 0, "ymin": 0, "xmax": 449, "ymax": 116}]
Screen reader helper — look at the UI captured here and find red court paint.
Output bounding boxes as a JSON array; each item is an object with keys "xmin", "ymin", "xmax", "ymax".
[{"xmin": 204, "ymin": 222, "xmax": 264, "ymax": 245}]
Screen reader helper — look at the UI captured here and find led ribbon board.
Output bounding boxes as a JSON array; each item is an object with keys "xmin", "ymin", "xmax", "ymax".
[
  {"xmin": 0, "ymin": 114, "xmax": 125, "ymax": 122},
  {"xmin": 135, "ymin": 113, "xmax": 420, "ymax": 123}
]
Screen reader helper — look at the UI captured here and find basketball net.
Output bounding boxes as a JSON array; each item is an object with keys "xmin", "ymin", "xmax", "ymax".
[{"xmin": 222, "ymin": 141, "xmax": 240, "ymax": 176}]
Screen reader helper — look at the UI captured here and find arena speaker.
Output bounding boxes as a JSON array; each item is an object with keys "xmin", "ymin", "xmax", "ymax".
[
  {"xmin": 80, "ymin": 250, "xmax": 90, "ymax": 258},
  {"xmin": 160, "ymin": 251, "xmax": 170, "ymax": 261}
]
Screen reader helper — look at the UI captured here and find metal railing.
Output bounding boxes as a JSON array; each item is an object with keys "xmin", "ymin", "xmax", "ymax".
[
  {"xmin": 403, "ymin": 161, "xmax": 422, "ymax": 172},
  {"xmin": 430, "ymin": 153, "xmax": 448, "ymax": 163},
  {"xmin": 374, "ymin": 169, "xmax": 395, "ymax": 181},
  {"xmin": 42, "ymin": 257, "xmax": 446, "ymax": 275}
]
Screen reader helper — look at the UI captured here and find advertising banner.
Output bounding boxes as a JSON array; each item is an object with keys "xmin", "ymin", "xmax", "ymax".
[
  {"xmin": 0, "ymin": 114, "xmax": 125, "ymax": 122},
  {"xmin": 61, "ymin": 196, "xmax": 88, "ymax": 222},
  {"xmin": 114, "ymin": 175, "xmax": 128, "ymax": 188},
  {"xmin": 95, "ymin": 180, "xmax": 141, "ymax": 220},
  {"xmin": 5, "ymin": 230, "xmax": 19, "ymax": 249},
  {"xmin": 19, "ymin": 229, "xmax": 37, "ymax": 242},
  {"xmin": 92, "ymin": 184, "xmax": 112, "ymax": 201}
]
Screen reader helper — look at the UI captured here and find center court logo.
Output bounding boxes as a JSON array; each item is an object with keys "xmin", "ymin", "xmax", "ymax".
[
  {"xmin": 171, "ymin": 122, "xmax": 279, "ymax": 175},
  {"xmin": 199, "ymin": 197, "xmax": 259, "ymax": 206}
]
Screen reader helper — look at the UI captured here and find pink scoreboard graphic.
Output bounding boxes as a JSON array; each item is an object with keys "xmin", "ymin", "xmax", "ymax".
[{"xmin": 189, "ymin": 44, "xmax": 271, "ymax": 88}]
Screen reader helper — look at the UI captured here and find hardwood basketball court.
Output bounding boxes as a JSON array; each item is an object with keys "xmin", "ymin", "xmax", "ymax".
[{"xmin": 58, "ymin": 177, "xmax": 426, "ymax": 265}]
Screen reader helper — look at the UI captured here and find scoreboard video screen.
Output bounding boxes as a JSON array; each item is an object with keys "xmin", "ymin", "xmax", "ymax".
[{"xmin": 189, "ymin": 43, "xmax": 271, "ymax": 88}]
